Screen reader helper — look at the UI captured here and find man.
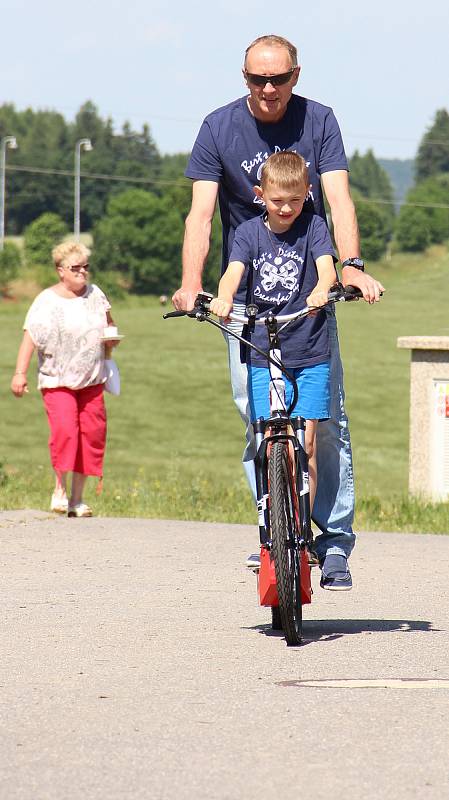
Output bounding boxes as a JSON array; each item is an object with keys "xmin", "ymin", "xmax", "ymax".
[{"xmin": 172, "ymin": 34, "xmax": 384, "ymax": 590}]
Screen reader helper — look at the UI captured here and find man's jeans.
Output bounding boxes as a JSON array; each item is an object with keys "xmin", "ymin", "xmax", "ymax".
[{"xmin": 225, "ymin": 305, "xmax": 355, "ymax": 561}]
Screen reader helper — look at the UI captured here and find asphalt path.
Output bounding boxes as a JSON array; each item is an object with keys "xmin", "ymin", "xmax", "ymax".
[{"xmin": 1, "ymin": 510, "xmax": 449, "ymax": 800}]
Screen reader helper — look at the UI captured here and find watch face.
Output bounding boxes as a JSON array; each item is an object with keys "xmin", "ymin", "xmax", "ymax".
[{"xmin": 343, "ymin": 258, "xmax": 364, "ymax": 268}]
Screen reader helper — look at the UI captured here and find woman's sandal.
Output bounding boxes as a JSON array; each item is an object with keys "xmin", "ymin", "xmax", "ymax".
[
  {"xmin": 67, "ymin": 502, "xmax": 93, "ymax": 518},
  {"xmin": 50, "ymin": 493, "xmax": 68, "ymax": 514}
]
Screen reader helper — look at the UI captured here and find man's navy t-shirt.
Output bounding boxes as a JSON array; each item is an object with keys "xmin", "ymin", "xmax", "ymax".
[
  {"xmin": 230, "ymin": 213, "xmax": 336, "ymax": 369},
  {"xmin": 185, "ymin": 94, "xmax": 348, "ymax": 302}
]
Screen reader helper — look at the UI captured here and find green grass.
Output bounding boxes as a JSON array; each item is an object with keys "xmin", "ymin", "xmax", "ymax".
[{"xmin": 1, "ymin": 246, "xmax": 449, "ymax": 533}]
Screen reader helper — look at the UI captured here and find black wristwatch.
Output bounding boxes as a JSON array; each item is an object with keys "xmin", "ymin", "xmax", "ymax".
[{"xmin": 341, "ymin": 258, "xmax": 365, "ymax": 271}]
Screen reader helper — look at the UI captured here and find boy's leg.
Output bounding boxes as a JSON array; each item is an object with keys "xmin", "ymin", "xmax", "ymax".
[
  {"xmin": 246, "ymin": 365, "xmax": 271, "ymax": 422},
  {"xmin": 313, "ymin": 312, "xmax": 356, "ymax": 561},
  {"xmin": 286, "ymin": 365, "xmax": 329, "ymax": 520},
  {"xmin": 304, "ymin": 419, "xmax": 318, "ymax": 510}
]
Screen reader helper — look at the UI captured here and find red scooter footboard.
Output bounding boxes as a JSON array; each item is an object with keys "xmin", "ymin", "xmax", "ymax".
[
  {"xmin": 300, "ymin": 548, "xmax": 312, "ymax": 605},
  {"xmin": 258, "ymin": 547, "xmax": 279, "ymax": 606},
  {"xmin": 258, "ymin": 546, "xmax": 312, "ymax": 606}
]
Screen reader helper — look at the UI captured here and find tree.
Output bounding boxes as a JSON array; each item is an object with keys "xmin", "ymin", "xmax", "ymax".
[
  {"xmin": 24, "ymin": 212, "xmax": 69, "ymax": 266},
  {"xmin": 395, "ymin": 173, "xmax": 449, "ymax": 251},
  {"xmin": 24, "ymin": 212, "xmax": 69, "ymax": 287},
  {"xmin": 415, "ymin": 108, "xmax": 449, "ymax": 182},
  {"xmin": 395, "ymin": 207, "xmax": 431, "ymax": 252},
  {"xmin": 350, "ymin": 149, "xmax": 395, "ymax": 205},
  {"xmin": 378, "ymin": 158, "xmax": 415, "ymax": 206},
  {"xmin": 1, "ymin": 106, "xmax": 72, "ymax": 232},
  {"xmin": 351, "ymin": 189, "xmax": 391, "ymax": 261},
  {"xmin": 0, "ymin": 241, "xmax": 22, "ymax": 296},
  {"xmin": 92, "ymin": 189, "xmax": 185, "ymax": 295},
  {"xmin": 158, "ymin": 152, "xmax": 189, "ymax": 183},
  {"xmin": 0, "ymin": 102, "xmax": 162, "ymax": 233},
  {"xmin": 349, "ymin": 150, "xmax": 395, "ymax": 253}
]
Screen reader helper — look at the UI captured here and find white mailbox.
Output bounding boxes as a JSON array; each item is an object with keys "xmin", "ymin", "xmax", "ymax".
[
  {"xmin": 431, "ymin": 380, "xmax": 449, "ymax": 500},
  {"xmin": 397, "ymin": 336, "xmax": 449, "ymax": 501}
]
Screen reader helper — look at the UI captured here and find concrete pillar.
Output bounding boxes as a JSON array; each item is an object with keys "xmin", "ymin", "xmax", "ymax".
[{"xmin": 397, "ymin": 336, "xmax": 449, "ymax": 500}]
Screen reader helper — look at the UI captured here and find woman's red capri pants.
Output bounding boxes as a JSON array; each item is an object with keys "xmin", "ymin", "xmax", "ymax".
[{"xmin": 42, "ymin": 384, "xmax": 107, "ymax": 477}]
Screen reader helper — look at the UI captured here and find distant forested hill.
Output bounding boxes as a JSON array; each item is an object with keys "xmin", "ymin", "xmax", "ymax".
[{"xmin": 378, "ymin": 158, "xmax": 415, "ymax": 206}]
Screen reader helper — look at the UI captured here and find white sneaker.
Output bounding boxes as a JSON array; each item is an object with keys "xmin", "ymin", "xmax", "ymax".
[
  {"xmin": 50, "ymin": 493, "xmax": 68, "ymax": 514},
  {"xmin": 68, "ymin": 503, "xmax": 93, "ymax": 518}
]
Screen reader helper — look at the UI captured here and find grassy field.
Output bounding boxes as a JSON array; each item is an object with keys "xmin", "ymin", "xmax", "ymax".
[{"xmin": 1, "ymin": 245, "xmax": 449, "ymax": 532}]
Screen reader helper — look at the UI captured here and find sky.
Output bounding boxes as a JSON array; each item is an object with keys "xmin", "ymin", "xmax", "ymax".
[{"xmin": 1, "ymin": 0, "xmax": 448, "ymax": 161}]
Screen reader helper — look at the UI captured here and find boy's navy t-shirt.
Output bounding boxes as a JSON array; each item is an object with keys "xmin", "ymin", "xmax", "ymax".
[
  {"xmin": 230, "ymin": 212, "xmax": 336, "ymax": 369},
  {"xmin": 185, "ymin": 94, "xmax": 348, "ymax": 302}
]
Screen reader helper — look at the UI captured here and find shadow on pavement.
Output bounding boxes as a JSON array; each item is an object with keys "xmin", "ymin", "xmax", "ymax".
[
  {"xmin": 245, "ymin": 618, "xmax": 440, "ymax": 645},
  {"xmin": 302, "ymin": 618, "xmax": 439, "ymax": 642}
]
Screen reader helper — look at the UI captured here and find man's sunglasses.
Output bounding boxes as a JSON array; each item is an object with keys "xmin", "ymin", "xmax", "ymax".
[{"xmin": 244, "ymin": 68, "xmax": 296, "ymax": 87}]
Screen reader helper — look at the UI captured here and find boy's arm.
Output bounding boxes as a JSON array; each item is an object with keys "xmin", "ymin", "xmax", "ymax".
[
  {"xmin": 306, "ymin": 255, "xmax": 337, "ymax": 308},
  {"xmin": 210, "ymin": 261, "xmax": 245, "ymax": 318}
]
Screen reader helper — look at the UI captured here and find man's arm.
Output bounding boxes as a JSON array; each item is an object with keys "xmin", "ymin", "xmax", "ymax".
[
  {"xmin": 172, "ymin": 179, "xmax": 219, "ymax": 311},
  {"xmin": 321, "ymin": 170, "xmax": 384, "ymax": 303}
]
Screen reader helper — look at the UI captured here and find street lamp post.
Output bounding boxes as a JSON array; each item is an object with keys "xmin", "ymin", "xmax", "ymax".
[
  {"xmin": 74, "ymin": 138, "xmax": 93, "ymax": 241},
  {"xmin": 0, "ymin": 136, "xmax": 18, "ymax": 251}
]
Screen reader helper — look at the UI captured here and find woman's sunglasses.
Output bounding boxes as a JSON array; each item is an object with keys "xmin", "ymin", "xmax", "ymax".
[
  {"xmin": 65, "ymin": 263, "xmax": 89, "ymax": 273},
  {"xmin": 244, "ymin": 69, "xmax": 296, "ymax": 87}
]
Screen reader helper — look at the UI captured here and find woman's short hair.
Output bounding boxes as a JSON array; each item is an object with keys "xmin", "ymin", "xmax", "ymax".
[
  {"xmin": 260, "ymin": 151, "xmax": 309, "ymax": 190},
  {"xmin": 52, "ymin": 241, "xmax": 91, "ymax": 269},
  {"xmin": 244, "ymin": 35, "xmax": 298, "ymax": 68}
]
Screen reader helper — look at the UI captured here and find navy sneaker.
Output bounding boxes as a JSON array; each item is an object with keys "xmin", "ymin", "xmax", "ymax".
[
  {"xmin": 320, "ymin": 553, "xmax": 352, "ymax": 591},
  {"xmin": 246, "ymin": 553, "xmax": 261, "ymax": 570}
]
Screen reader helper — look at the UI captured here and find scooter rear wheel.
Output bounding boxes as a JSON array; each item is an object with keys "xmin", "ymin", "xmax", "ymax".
[{"xmin": 269, "ymin": 441, "xmax": 302, "ymax": 646}]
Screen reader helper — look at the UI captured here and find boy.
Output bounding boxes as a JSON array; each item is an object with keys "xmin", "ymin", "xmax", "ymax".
[{"xmin": 210, "ymin": 151, "xmax": 345, "ymax": 586}]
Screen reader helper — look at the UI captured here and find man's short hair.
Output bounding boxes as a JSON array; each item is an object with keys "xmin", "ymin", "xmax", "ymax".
[
  {"xmin": 244, "ymin": 35, "xmax": 298, "ymax": 68},
  {"xmin": 260, "ymin": 151, "xmax": 309, "ymax": 190}
]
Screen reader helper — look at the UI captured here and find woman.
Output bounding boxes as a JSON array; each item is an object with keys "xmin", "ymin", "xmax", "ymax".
[{"xmin": 11, "ymin": 241, "xmax": 119, "ymax": 517}]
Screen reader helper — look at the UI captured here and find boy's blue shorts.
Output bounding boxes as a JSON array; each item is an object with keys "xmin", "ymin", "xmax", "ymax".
[{"xmin": 248, "ymin": 361, "xmax": 331, "ymax": 422}]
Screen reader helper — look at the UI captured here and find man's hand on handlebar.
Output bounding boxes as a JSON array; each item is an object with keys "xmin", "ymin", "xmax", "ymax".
[
  {"xmin": 341, "ymin": 266, "xmax": 384, "ymax": 304},
  {"xmin": 171, "ymin": 285, "xmax": 203, "ymax": 312}
]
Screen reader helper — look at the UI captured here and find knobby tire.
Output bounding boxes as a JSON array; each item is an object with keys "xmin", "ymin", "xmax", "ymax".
[{"xmin": 269, "ymin": 441, "xmax": 302, "ymax": 645}]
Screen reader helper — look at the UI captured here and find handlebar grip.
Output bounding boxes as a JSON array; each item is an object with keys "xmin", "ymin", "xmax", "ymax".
[
  {"xmin": 343, "ymin": 285, "xmax": 363, "ymax": 300},
  {"xmin": 163, "ymin": 310, "xmax": 188, "ymax": 319},
  {"xmin": 327, "ymin": 282, "xmax": 345, "ymax": 302}
]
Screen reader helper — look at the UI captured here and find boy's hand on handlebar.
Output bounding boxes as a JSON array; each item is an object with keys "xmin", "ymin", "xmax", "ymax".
[
  {"xmin": 341, "ymin": 267, "xmax": 384, "ymax": 304},
  {"xmin": 210, "ymin": 296, "xmax": 233, "ymax": 319},
  {"xmin": 306, "ymin": 289, "xmax": 328, "ymax": 309}
]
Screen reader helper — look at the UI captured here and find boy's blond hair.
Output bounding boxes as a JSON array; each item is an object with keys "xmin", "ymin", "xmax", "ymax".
[
  {"xmin": 52, "ymin": 241, "xmax": 91, "ymax": 269},
  {"xmin": 260, "ymin": 151, "xmax": 309, "ymax": 191}
]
